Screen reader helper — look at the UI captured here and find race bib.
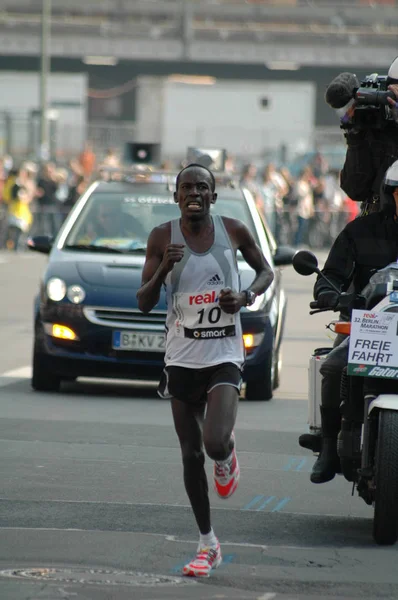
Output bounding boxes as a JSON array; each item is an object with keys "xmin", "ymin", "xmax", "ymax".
[
  {"xmin": 173, "ymin": 290, "xmax": 236, "ymax": 340},
  {"xmin": 348, "ymin": 309, "xmax": 398, "ymax": 378}
]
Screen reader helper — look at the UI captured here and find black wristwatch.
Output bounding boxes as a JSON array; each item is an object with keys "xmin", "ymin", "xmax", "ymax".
[{"xmin": 243, "ymin": 290, "xmax": 256, "ymax": 307}]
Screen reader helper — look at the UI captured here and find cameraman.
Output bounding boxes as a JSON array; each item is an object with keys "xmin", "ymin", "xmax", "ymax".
[
  {"xmin": 326, "ymin": 59, "xmax": 398, "ymax": 210},
  {"xmin": 341, "ymin": 90, "xmax": 398, "ymax": 207}
]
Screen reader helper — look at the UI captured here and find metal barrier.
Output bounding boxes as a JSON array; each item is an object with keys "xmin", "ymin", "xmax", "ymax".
[
  {"xmin": 262, "ymin": 207, "xmax": 358, "ymax": 249},
  {"xmin": 0, "ymin": 113, "xmax": 136, "ymax": 163}
]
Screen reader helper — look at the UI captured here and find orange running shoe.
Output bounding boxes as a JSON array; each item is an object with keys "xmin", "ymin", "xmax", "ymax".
[
  {"xmin": 214, "ymin": 433, "xmax": 240, "ymax": 499},
  {"xmin": 182, "ymin": 543, "xmax": 222, "ymax": 577}
]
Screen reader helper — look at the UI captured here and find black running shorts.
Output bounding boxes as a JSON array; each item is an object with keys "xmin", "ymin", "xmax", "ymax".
[{"xmin": 158, "ymin": 362, "xmax": 242, "ymax": 404}]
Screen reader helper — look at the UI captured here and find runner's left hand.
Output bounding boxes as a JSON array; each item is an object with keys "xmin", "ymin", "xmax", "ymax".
[{"xmin": 219, "ymin": 288, "xmax": 245, "ymax": 314}]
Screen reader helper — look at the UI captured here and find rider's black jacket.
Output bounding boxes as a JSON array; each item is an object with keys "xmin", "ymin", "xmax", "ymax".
[
  {"xmin": 314, "ymin": 187, "xmax": 398, "ymax": 301},
  {"xmin": 341, "ymin": 126, "xmax": 398, "ymax": 203}
]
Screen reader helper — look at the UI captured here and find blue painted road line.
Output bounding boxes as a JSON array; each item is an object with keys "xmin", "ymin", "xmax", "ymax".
[
  {"xmin": 222, "ymin": 554, "xmax": 235, "ymax": 564},
  {"xmin": 242, "ymin": 495, "xmax": 264, "ymax": 510},
  {"xmin": 242, "ymin": 495, "xmax": 291, "ymax": 512},
  {"xmin": 294, "ymin": 458, "xmax": 307, "ymax": 471},
  {"xmin": 171, "ymin": 562, "xmax": 187, "ymax": 574},
  {"xmin": 283, "ymin": 456, "xmax": 308, "ymax": 471},
  {"xmin": 256, "ymin": 496, "xmax": 276, "ymax": 511},
  {"xmin": 283, "ymin": 457, "xmax": 297, "ymax": 471},
  {"xmin": 271, "ymin": 497, "xmax": 291, "ymax": 512}
]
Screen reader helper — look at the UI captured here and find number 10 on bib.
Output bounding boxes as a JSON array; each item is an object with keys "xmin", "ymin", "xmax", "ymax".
[{"xmin": 173, "ymin": 291, "xmax": 236, "ymax": 340}]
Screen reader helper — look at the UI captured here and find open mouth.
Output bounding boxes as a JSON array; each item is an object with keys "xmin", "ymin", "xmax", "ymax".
[{"xmin": 186, "ymin": 201, "xmax": 202, "ymax": 211}]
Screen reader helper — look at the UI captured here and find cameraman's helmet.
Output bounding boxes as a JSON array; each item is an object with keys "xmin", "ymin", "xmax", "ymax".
[{"xmin": 380, "ymin": 160, "xmax": 398, "ymax": 215}]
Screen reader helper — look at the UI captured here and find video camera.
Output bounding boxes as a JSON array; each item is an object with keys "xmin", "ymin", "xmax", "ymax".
[
  {"xmin": 325, "ymin": 56, "xmax": 398, "ymax": 131},
  {"xmin": 353, "ymin": 74, "xmax": 395, "ymax": 130}
]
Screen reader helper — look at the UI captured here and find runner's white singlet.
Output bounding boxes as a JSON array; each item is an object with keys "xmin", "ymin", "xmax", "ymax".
[{"xmin": 164, "ymin": 215, "xmax": 244, "ymax": 368}]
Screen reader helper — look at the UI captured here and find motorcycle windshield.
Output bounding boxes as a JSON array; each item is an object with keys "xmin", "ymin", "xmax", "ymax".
[
  {"xmin": 361, "ymin": 263, "xmax": 398, "ymax": 298},
  {"xmin": 382, "ymin": 304, "xmax": 398, "ymax": 313}
]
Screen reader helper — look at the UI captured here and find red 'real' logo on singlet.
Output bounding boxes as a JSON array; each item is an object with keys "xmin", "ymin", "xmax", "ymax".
[{"xmin": 189, "ymin": 291, "xmax": 219, "ymax": 305}]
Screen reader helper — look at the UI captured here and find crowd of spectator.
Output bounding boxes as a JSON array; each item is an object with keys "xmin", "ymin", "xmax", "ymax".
[
  {"xmin": 0, "ymin": 145, "xmax": 122, "ymax": 250},
  {"xmin": 236, "ymin": 153, "xmax": 360, "ymax": 248},
  {"xmin": 0, "ymin": 145, "xmax": 359, "ymax": 251}
]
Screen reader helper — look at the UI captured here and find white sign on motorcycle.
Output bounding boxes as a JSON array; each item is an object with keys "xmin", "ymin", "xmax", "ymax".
[{"xmin": 348, "ymin": 309, "xmax": 398, "ymax": 378}]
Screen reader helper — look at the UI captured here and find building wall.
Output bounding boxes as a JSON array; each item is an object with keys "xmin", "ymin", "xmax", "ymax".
[
  {"xmin": 0, "ymin": 55, "xmax": 390, "ymax": 159},
  {"xmin": 0, "ymin": 55, "xmax": 382, "ymax": 127},
  {"xmin": 0, "ymin": 69, "xmax": 87, "ymax": 158}
]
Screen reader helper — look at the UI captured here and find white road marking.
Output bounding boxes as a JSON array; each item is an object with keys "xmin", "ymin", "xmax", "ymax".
[
  {"xmin": 0, "ymin": 366, "xmax": 31, "ymax": 378},
  {"xmin": 257, "ymin": 594, "xmax": 277, "ymax": 600},
  {"xmin": 0, "ymin": 366, "xmax": 31, "ymax": 388}
]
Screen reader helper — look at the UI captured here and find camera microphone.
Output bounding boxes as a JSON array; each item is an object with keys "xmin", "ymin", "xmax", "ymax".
[{"xmin": 325, "ymin": 72, "xmax": 360, "ymax": 109}]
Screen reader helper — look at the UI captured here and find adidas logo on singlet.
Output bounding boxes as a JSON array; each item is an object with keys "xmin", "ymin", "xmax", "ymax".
[{"xmin": 207, "ymin": 273, "xmax": 224, "ymax": 286}]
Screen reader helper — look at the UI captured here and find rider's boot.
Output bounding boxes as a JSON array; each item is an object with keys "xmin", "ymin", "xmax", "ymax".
[
  {"xmin": 299, "ymin": 432, "xmax": 322, "ymax": 453},
  {"xmin": 310, "ymin": 406, "xmax": 341, "ymax": 484}
]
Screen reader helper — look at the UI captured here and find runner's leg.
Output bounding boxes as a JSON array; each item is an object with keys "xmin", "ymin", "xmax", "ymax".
[
  {"xmin": 204, "ymin": 384, "xmax": 239, "ymax": 461},
  {"xmin": 170, "ymin": 397, "xmax": 210, "ymax": 534},
  {"xmin": 205, "ymin": 384, "xmax": 240, "ymax": 499}
]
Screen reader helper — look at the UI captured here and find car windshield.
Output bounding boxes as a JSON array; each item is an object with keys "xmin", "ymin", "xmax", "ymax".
[{"xmin": 63, "ymin": 185, "xmax": 260, "ymax": 252}]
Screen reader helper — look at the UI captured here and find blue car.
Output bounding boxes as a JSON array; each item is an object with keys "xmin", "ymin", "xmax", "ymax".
[{"xmin": 28, "ymin": 173, "xmax": 294, "ymax": 400}]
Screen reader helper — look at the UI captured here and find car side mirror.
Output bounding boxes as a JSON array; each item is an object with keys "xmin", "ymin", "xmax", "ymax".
[
  {"xmin": 27, "ymin": 235, "xmax": 53, "ymax": 254},
  {"xmin": 292, "ymin": 250, "xmax": 319, "ymax": 276},
  {"xmin": 273, "ymin": 245, "xmax": 296, "ymax": 267}
]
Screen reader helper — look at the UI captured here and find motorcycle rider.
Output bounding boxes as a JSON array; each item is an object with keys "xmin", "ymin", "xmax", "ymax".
[{"xmin": 303, "ymin": 160, "xmax": 398, "ymax": 484}]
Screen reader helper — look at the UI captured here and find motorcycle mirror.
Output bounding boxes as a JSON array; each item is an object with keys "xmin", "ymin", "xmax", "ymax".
[
  {"xmin": 292, "ymin": 250, "xmax": 319, "ymax": 276},
  {"xmin": 27, "ymin": 235, "xmax": 53, "ymax": 254}
]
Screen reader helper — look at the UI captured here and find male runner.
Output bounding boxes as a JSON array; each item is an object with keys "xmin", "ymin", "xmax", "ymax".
[{"xmin": 137, "ymin": 163, "xmax": 274, "ymax": 577}]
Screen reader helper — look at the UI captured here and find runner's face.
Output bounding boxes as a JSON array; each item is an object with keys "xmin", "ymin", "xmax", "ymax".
[{"xmin": 174, "ymin": 168, "xmax": 217, "ymax": 221}]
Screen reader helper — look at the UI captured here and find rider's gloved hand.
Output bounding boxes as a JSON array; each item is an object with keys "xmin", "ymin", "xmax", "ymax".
[{"xmin": 315, "ymin": 290, "xmax": 339, "ymax": 309}]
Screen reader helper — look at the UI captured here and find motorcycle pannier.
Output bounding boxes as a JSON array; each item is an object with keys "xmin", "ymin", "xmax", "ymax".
[{"xmin": 308, "ymin": 347, "xmax": 333, "ymax": 431}]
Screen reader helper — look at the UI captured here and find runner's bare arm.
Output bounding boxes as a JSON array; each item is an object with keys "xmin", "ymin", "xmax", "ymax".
[
  {"xmin": 234, "ymin": 219, "xmax": 274, "ymax": 294},
  {"xmin": 137, "ymin": 225, "xmax": 184, "ymax": 313},
  {"xmin": 219, "ymin": 218, "xmax": 274, "ymax": 313}
]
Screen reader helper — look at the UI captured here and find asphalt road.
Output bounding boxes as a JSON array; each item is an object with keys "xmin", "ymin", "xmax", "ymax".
[{"xmin": 0, "ymin": 249, "xmax": 398, "ymax": 600}]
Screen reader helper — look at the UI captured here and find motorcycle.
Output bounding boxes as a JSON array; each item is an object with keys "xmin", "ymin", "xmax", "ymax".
[{"xmin": 293, "ymin": 249, "xmax": 398, "ymax": 545}]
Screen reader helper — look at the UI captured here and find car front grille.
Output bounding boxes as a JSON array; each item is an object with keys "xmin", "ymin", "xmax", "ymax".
[{"xmin": 83, "ymin": 306, "xmax": 167, "ymax": 331}]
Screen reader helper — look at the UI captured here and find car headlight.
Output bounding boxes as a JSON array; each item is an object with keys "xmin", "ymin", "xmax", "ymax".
[
  {"xmin": 243, "ymin": 332, "xmax": 264, "ymax": 349},
  {"xmin": 46, "ymin": 278, "xmax": 66, "ymax": 302},
  {"xmin": 246, "ymin": 293, "xmax": 265, "ymax": 312},
  {"xmin": 67, "ymin": 284, "xmax": 86, "ymax": 304}
]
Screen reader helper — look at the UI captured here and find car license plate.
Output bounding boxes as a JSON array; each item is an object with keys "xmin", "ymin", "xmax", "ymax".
[{"xmin": 112, "ymin": 331, "xmax": 165, "ymax": 352}]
